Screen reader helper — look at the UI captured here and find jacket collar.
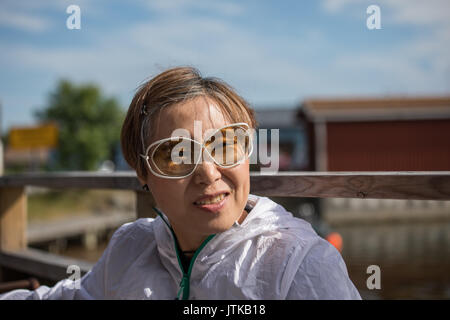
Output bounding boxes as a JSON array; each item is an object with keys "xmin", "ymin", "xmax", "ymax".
[{"xmin": 153, "ymin": 195, "xmax": 289, "ymax": 272}]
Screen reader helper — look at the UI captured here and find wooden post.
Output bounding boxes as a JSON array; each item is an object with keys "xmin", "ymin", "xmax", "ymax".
[
  {"xmin": 83, "ymin": 232, "xmax": 98, "ymax": 251},
  {"xmin": 135, "ymin": 191, "xmax": 157, "ymax": 219},
  {"xmin": 0, "ymin": 187, "xmax": 27, "ymax": 251}
]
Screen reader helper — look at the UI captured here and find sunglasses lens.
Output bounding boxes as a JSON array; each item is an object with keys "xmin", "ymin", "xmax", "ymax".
[
  {"xmin": 205, "ymin": 125, "xmax": 251, "ymax": 167},
  {"xmin": 151, "ymin": 138, "xmax": 200, "ymax": 177}
]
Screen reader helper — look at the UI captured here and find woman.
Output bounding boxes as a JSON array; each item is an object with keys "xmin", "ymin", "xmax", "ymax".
[{"xmin": 1, "ymin": 66, "xmax": 361, "ymax": 300}]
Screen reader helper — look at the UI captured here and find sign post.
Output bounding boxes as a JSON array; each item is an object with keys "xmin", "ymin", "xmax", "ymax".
[
  {"xmin": 9, "ymin": 124, "xmax": 58, "ymax": 150},
  {"xmin": 8, "ymin": 123, "xmax": 59, "ymax": 172}
]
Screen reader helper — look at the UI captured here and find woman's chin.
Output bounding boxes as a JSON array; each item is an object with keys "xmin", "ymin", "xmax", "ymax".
[{"xmin": 194, "ymin": 216, "xmax": 236, "ymax": 234}]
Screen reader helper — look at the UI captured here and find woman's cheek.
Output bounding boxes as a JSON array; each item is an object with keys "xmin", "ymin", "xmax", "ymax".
[
  {"xmin": 148, "ymin": 179, "xmax": 173, "ymax": 209},
  {"xmin": 151, "ymin": 179, "xmax": 190, "ymax": 212}
]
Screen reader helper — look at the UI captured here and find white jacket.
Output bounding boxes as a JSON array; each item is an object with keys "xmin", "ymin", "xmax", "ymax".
[{"xmin": 0, "ymin": 195, "xmax": 361, "ymax": 300}]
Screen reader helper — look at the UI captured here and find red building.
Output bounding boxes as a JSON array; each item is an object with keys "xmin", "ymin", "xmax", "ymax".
[{"xmin": 298, "ymin": 97, "xmax": 450, "ymax": 171}]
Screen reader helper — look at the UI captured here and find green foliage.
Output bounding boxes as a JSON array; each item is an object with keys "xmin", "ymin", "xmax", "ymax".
[{"xmin": 35, "ymin": 80, "xmax": 125, "ymax": 170}]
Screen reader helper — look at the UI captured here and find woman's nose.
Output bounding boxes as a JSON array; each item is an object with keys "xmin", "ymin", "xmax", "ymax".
[{"xmin": 193, "ymin": 160, "xmax": 222, "ymax": 185}]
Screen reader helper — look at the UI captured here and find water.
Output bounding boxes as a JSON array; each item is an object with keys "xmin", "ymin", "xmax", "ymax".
[
  {"xmin": 62, "ymin": 221, "xmax": 450, "ymax": 299},
  {"xmin": 335, "ymin": 221, "xmax": 450, "ymax": 299}
]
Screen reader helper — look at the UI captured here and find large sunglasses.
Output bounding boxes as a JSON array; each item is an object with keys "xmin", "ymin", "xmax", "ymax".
[{"xmin": 140, "ymin": 123, "xmax": 253, "ymax": 179}]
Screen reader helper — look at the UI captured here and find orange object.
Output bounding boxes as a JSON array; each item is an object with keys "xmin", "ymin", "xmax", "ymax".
[{"xmin": 326, "ymin": 232, "xmax": 343, "ymax": 252}]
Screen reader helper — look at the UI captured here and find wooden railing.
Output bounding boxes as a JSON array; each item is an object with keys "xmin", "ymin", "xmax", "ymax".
[{"xmin": 1, "ymin": 171, "xmax": 449, "ymax": 284}]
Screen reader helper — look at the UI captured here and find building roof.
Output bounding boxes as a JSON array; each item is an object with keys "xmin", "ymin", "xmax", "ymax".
[{"xmin": 299, "ymin": 96, "xmax": 450, "ymax": 122}]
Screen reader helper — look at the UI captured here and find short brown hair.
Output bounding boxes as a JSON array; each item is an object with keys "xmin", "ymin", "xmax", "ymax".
[{"xmin": 121, "ymin": 66, "xmax": 257, "ymax": 179}]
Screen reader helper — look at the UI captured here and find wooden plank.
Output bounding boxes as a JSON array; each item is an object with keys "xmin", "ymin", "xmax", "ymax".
[
  {"xmin": 0, "ymin": 248, "xmax": 93, "ymax": 282},
  {"xmin": 0, "ymin": 171, "xmax": 142, "ymax": 191},
  {"xmin": 0, "ymin": 171, "xmax": 449, "ymax": 200},
  {"xmin": 0, "ymin": 187, "xmax": 27, "ymax": 251},
  {"xmin": 136, "ymin": 191, "xmax": 157, "ymax": 219},
  {"xmin": 249, "ymin": 172, "xmax": 450, "ymax": 200},
  {"xmin": 27, "ymin": 212, "xmax": 135, "ymax": 244}
]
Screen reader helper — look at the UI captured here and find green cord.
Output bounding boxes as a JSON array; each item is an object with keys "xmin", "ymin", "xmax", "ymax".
[{"xmin": 151, "ymin": 206, "xmax": 215, "ymax": 300}]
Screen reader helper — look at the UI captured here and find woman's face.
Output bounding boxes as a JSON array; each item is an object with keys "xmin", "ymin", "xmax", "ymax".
[{"xmin": 140, "ymin": 97, "xmax": 250, "ymax": 246}]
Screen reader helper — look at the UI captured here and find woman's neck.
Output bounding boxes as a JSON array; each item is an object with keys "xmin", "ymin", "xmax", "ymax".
[{"xmin": 172, "ymin": 209, "xmax": 248, "ymax": 254}]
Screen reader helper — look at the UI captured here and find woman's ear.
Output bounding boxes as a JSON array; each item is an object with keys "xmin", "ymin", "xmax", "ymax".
[
  {"xmin": 137, "ymin": 175, "xmax": 146, "ymax": 185},
  {"xmin": 136, "ymin": 174, "xmax": 149, "ymax": 191}
]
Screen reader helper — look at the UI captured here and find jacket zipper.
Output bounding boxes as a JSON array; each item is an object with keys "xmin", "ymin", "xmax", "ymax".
[
  {"xmin": 176, "ymin": 234, "xmax": 215, "ymax": 300},
  {"xmin": 153, "ymin": 206, "xmax": 215, "ymax": 300}
]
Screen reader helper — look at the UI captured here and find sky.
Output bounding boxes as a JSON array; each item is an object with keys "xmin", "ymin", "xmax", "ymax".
[{"xmin": 1, "ymin": 0, "xmax": 450, "ymax": 133}]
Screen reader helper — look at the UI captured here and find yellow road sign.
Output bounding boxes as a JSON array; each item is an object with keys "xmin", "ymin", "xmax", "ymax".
[{"xmin": 9, "ymin": 124, "xmax": 58, "ymax": 150}]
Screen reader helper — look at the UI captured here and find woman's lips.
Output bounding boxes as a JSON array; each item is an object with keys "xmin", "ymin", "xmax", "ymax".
[
  {"xmin": 193, "ymin": 193, "xmax": 229, "ymax": 213},
  {"xmin": 193, "ymin": 191, "xmax": 229, "ymax": 204}
]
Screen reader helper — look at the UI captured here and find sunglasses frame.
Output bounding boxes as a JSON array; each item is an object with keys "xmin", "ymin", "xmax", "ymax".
[{"xmin": 140, "ymin": 122, "xmax": 253, "ymax": 179}]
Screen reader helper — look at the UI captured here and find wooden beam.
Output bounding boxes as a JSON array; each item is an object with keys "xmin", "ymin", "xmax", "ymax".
[
  {"xmin": 249, "ymin": 172, "xmax": 450, "ymax": 200},
  {"xmin": 0, "ymin": 171, "xmax": 449, "ymax": 200},
  {"xmin": 0, "ymin": 172, "xmax": 142, "ymax": 191},
  {"xmin": 0, "ymin": 187, "xmax": 27, "ymax": 251},
  {"xmin": 0, "ymin": 248, "xmax": 93, "ymax": 282}
]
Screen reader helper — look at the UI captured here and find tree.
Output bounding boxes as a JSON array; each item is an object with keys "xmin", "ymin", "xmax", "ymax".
[{"xmin": 35, "ymin": 80, "xmax": 125, "ymax": 171}]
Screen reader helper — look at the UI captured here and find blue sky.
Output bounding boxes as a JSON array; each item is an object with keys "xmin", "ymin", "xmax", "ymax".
[{"xmin": 1, "ymin": 0, "xmax": 449, "ymax": 133}]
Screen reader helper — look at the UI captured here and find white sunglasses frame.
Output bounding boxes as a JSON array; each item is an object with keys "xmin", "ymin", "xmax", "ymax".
[{"xmin": 139, "ymin": 122, "xmax": 253, "ymax": 179}]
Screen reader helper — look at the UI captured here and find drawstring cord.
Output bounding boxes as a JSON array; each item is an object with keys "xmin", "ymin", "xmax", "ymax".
[{"xmin": 151, "ymin": 206, "xmax": 215, "ymax": 300}]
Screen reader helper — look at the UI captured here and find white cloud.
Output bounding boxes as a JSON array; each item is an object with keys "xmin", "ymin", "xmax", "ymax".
[
  {"xmin": 334, "ymin": 52, "xmax": 446, "ymax": 93},
  {"xmin": 322, "ymin": 0, "xmax": 361, "ymax": 13},
  {"xmin": 0, "ymin": 9, "xmax": 51, "ymax": 32},
  {"xmin": 145, "ymin": 0, "xmax": 244, "ymax": 16},
  {"xmin": 320, "ymin": 0, "xmax": 450, "ymax": 94},
  {"xmin": 387, "ymin": 0, "xmax": 450, "ymax": 26},
  {"xmin": 0, "ymin": 0, "xmax": 101, "ymax": 33},
  {"xmin": 0, "ymin": 12, "xmax": 320, "ymax": 106},
  {"xmin": 322, "ymin": 0, "xmax": 450, "ymax": 27},
  {"xmin": 3, "ymin": 3, "xmax": 449, "ymax": 112}
]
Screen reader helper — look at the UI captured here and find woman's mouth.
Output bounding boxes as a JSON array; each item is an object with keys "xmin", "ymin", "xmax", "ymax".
[
  {"xmin": 193, "ymin": 192, "xmax": 229, "ymax": 212},
  {"xmin": 194, "ymin": 193, "xmax": 226, "ymax": 205}
]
